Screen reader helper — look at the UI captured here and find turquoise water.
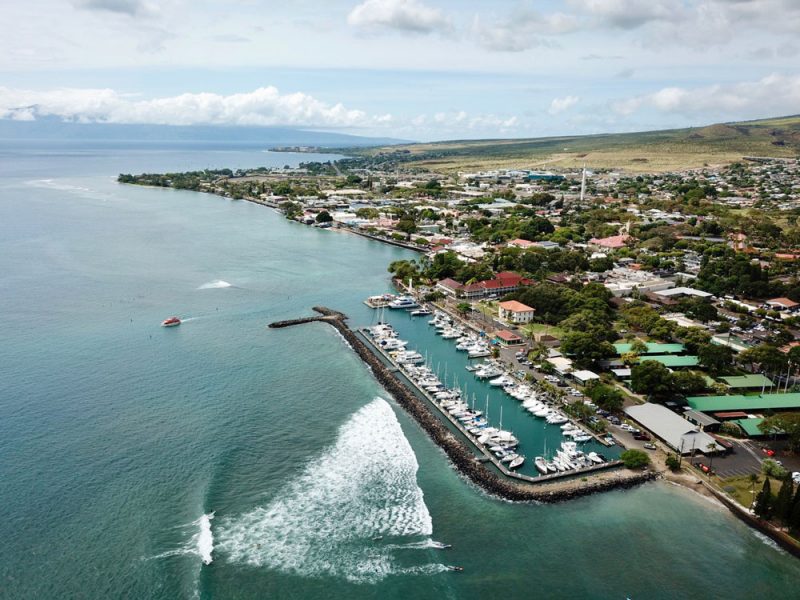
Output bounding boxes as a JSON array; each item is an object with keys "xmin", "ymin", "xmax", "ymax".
[{"xmin": 2, "ymin": 142, "xmax": 800, "ymax": 599}]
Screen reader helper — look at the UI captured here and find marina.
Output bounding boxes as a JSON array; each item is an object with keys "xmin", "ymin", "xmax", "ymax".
[
  {"xmin": 360, "ymin": 311, "xmax": 621, "ymax": 482},
  {"xmin": 270, "ymin": 307, "xmax": 646, "ymax": 498}
]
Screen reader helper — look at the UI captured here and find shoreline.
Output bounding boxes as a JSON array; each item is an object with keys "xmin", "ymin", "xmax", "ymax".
[{"xmin": 270, "ymin": 307, "xmax": 657, "ymax": 503}]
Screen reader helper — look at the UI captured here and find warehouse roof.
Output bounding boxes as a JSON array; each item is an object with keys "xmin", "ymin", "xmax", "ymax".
[
  {"xmin": 720, "ymin": 374, "xmax": 773, "ymax": 389},
  {"xmin": 732, "ymin": 418, "xmax": 768, "ymax": 437},
  {"xmin": 624, "ymin": 403, "xmax": 724, "ymax": 454},
  {"xmin": 640, "ymin": 355, "xmax": 699, "ymax": 368},
  {"xmin": 687, "ymin": 392, "xmax": 800, "ymax": 412},
  {"xmin": 614, "ymin": 342, "xmax": 685, "ymax": 355}
]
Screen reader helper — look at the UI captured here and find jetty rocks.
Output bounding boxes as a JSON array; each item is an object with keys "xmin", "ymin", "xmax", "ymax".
[{"xmin": 269, "ymin": 307, "xmax": 656, "ymax": 503}]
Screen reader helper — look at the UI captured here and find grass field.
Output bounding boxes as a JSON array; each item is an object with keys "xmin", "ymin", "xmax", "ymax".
[
  {"xmin": 357, "ymin": 115, "xmax": 800, "ymax": 174},
  {"xmin": 520, "ymin": 323, "xmax": 566, "ymax": 339}
]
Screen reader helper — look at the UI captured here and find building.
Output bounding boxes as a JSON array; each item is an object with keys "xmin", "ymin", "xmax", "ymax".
[
  {"xmin": 687, "ymin": 392, "xmax": 800, "ymax": 413},
  {"xmin": 494, "ymin": 329, "xmax": 524, "ymax": 346},
  {"xmin": 624, "ymin": 403, "xmax": 725, "ymax": 454},
  {"xmin": 588, "ymin": 234, "xmax": 631, "ymax": 250},
  {"xmin": 436, "ymin": 271, "xmax": 533, "ymax": 299},
  {"xmin": 498, "ymin": 300, "xmax": 535, "ymax": 324},
  {"xmin": 766, "ymin": 297, "xmax": 800, "ymax": 312}
]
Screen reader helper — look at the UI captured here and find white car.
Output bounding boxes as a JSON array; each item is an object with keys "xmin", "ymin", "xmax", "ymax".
[{"xmin": 793, "ymin": 472, "xmax": 800, "ymax": 484}]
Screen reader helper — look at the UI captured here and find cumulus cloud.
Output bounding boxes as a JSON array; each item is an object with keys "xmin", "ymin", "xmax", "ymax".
[
  {"xmin": 74, "ymin": 0, "xmax": 152, "ymax": 17},
  {"xmin": 568, "ymin": 0, "xmax": 684, "ymax": 29},
  {"xmin": 548, "ymin": 96, "xmax": 580, "ymax": 115},
  {"xmin": 612, "ymin": 73, "xmax": 800, "ymax": 118},
  {"xmin": 347, "ymin": 0, "xmax": 451, "ymax": 34},
  {"xmin": 0, "ymin": 86, "xmax": 390, "ymax": 128},
  {"xmin": 472, "ymin": 10, "xmax": 577, "ymax": 52}
]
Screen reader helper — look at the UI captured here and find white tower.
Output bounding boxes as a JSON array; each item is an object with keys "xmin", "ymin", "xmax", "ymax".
[{"xmin": 579, "ymin": 163, "xmax": 587, "ymax": 203}]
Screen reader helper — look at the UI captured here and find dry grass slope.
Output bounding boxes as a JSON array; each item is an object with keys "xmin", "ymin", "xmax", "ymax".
[{"xmin": 360, "ymin": 115, "xmax": 800, "ymax": 173}]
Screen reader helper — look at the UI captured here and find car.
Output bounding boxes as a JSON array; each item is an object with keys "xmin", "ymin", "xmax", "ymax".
[
  {"xmin": 762, "ymin": 447, "xmax": 776, "ymax": 457},
  {"xmin": 634, "ymin": 433, "xmax": 651, "ymax": 441},
  {"xmin": 596, "ymin": 409, "xmax": 609, "ymax": 417},
  {"xmin": 643, "ymin": 443, "xmax": 656, "ymax": 450},
  {"xmin": 620, "ymin": 424, "xmax": 634, "ymax": 431},
  {"xmin": 695, "ymin": 462, "xmax": 711, "ymax": 474}
]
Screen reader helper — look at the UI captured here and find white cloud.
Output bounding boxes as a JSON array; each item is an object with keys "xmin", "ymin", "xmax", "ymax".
[
  {"xmin": 568, "ymin": 0, "xmax": 684, "ymax": 29},
  {"xmin": 612, "ymin": 73, "xmax": 800, "ymax": 118},
  {"xmin": 548, "ymin": 95, "xmax": 580, "ymax": 115},
  {"xmin": 472, "ymin": 10, "xmax": 578, "ymax": 52},
  {"xmin": 73, "ymin": 0, "xmax": 153, "ymax": 17},
  {"xmin": 0, "ymin": 86, "xmax": 389, "ymax": 128},
  {"xmin": 347, "ymin": 0, "xmax": 451, "ymax": 34}
]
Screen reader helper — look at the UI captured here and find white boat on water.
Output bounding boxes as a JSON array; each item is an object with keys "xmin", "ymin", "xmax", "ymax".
[
  {"xmin": 467, "ymin": 346, "xmax": 491, "ymax": 358},
  {"xmin": 588, "ymin": 452, "xmax": 604, "ymax": 464},
  {"xmin": 388, "ymin": 296, "xmax": 418, "ymax": 309},
  {"xmin": 534, "ymin": 456, "xmax": 549, "ymax": 474},
  {"xmin": 509, "ymin": 455, "xmax": 525, "ymax": 469},
  {"xmin": 489, "ymin": 375, "xmax": 515, "ymax": 387},
  {"xmin": 573, "ymin": 433, "xmax": 593, "ymax": 443},
  {"xmin": 410, "ymin": 307, "xmax": 432, "ymax": 316}
]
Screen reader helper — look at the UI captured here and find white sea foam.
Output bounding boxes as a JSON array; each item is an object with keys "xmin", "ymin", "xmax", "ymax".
[
  {"xmin": 196, "ymin": 512, "xmax": 215, "ymax": 565},
  {"xmin": 216, "ymin": 397, "xmax": 436, "ymax": 583},
  {"xmin": 148, "ymin": 512, "xmax": 215, "ymax": 565},
  {"xmin": 198, "ymin": 280, "xmax": 232, "ymax": 290}
]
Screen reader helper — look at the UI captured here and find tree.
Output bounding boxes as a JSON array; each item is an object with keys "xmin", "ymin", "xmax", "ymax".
[
  {"xmin": 754, "ymin": 478, "xmax": 773, "ymax": 519},
  {"xmin": 456, "ymin": 302, "xmax": 472, "ymax": 317},
  {"xmin": 620, "ymin": 449, "xmax": 651, "ymax": 469},
  {"xmin": 665, "ymin": 454, "xmax": 681, "ymax": 471},
  {"xmin": 631, "ymin": 360, "xmax": 674, "ymax": 400},
  {"xmin": 560, "ymin": 331, "xmax": 615, "ymax": 366},
  {"xmin": 396, "ymin": 218, "xmax": 417, "ymax": 240},
  {"xmin": 671, "ymin": 371, "xmax": 708, "ymax": 395},
  {"xmin": 738, "ymin": 344, "xmax": 788, "ymax": 374},
  {"xmin": 774, "ymin": 476, "xmax": 795, "ymax": 525},
  {"xmin": 630, "ymin": 338, "xmax": 649, "ymax": 354},
  {"xmin": 706, "ymin": 442, "xmax": 718, "ymax": 469},
  {"xmin": 315, "ymin": 210, "xmax": 333, "ymax": 223},
  {"xmin": 698, "ymin": 343, "xmax": 735, "ymax": 375},
  {"xmin": 749, "ymin": 473, "xmax": 760, "ymax": 505},
  {"xmin": 762, "ymin": 458, "xmax": 788, "ymax": 480},
  {"xmin": 759, "ymin": 413, "xmax": 800, "ymax": 453},
  {"xmin": 519, "ymin": 216, "xmax": 555, "ymax": 241},
  {"xmin": 791, "ymin": 500, "xmax": 800, "ymax": 533},
  {"xmin": 586, "ymin": 383, "xmax": 624, "ymax": 412}
]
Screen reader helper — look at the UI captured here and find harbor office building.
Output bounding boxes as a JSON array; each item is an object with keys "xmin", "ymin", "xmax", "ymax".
[{"xmin": 498, "ymin": 300, "xmax": 536, "ymax": 324}]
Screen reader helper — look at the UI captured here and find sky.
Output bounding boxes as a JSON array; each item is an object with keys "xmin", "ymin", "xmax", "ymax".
[{"xmin": 1, "ymin": 0, "xmax": 799, "ymax": 141}]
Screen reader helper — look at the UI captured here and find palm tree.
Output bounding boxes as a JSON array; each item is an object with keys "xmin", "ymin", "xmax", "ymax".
[
  {"xmin": 706, "ymin": 442, "xmax": 717, "ymax": 470},
  {"xmin": 749, "ymin": 473, "xmax": 759, "ymax": 507}
]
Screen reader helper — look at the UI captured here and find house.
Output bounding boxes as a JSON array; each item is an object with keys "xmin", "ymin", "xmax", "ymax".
[
  {"xmin": 507, "ymin": 238, "xmax": 536, "ymax": 249},
  {"xmin": 498, "ymin": 300, "xmax": 535, "ymax": 324},
  {"xmin": 766, "ymin": 297, "xmax": 799, "ymax": 312},
  {"xmin": 588, "ymin": 234, "xmax": 631, "ymax": 250},
  {"xmin": 494, "ymin": 329, "xmax": 524, "ymax": 346}
]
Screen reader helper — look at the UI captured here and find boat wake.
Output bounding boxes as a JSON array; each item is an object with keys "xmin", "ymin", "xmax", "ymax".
[
  {"xmin": 216, "ymin": 397, "xmax": 440, "ymax": 583},
  {"xmin": 148, "ymin": 512, "xmax": 215, "ymax": 565},
  {"xmin": 198, "ymin": 280, "xmax": 233, "ymax": 290}
]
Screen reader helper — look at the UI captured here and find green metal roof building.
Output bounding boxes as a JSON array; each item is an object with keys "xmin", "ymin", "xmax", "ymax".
[
  {"xmin": 720, "ymin": 374, "xmax": 773, "ymax": 389},
  {"xmin": 732, "ymin": 418, "xmax": 767, "ymax": 437},
  {"xmin": 687, "ymin": 392, "xmax": 800, "ymax": 412},
  {"xmin": 614, "ymin": 342, "xmax": 685, "ymax": 355},
  {"xmin": 639, "ymin": 355, "xmax": 699, "ymax": 368}
]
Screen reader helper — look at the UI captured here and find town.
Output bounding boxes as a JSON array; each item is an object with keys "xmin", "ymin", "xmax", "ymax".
[{"xmin": 122, "ymin": 152, "xmax": 800, "ymax": 548}]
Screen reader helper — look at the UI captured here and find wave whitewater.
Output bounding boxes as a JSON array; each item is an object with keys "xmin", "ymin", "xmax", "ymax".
[
  {"xmin": 216, "ymin": 397, "xmax": 439, "ymax": 583},
  {"xmin": 148, "ymin": 512, "xmax": 215, "ymax": 565},
  {"xmin": 198, "ymin": 280, "xmax": 233, "ymax": 290}
]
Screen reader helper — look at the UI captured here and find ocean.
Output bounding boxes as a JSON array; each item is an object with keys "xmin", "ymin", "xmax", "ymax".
[{"xmin": 1, "ymin": 139, "xmax": 799, "ymax": 599}]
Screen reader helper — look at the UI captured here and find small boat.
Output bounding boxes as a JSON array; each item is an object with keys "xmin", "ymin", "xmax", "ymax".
[
  {"xmin": 509, "ymin": 455, "xmax": 525, "ymax": 469},
  {"xmin": 388, "ymin": 296, "xmax": 418, "ymax": 309},
  {"xmin": 588, "ymin": 452, "xmax": 604, "ymax": 464},
  {"xmin": 161, "ymin": 316, "xmax": 181, "ymax": 327},
  {"xmin": 410, "ymin": 307, "xmax": 432, "ymax": 316},
  {"xmin": 447, "ymin": 566, "xmax": 464, "ymax": 572},
  {"xmin": 534, "ymin": 456, "xmax": 549, "ymax": 474}
]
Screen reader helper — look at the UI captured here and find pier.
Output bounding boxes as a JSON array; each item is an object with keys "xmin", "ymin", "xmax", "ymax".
[{"xmin": 269, "ymin": 307, "xmax": 657, "ymax": 503}]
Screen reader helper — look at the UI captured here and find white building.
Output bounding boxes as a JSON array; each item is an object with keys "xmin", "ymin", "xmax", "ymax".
[{"xmin": 498, "ymin": 300, "xmax": 536, "ymax": 324}]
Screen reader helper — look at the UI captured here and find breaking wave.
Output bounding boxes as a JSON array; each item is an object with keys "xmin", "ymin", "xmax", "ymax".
[
  {"xmin": 197, "ymin": 280, "xmax": 233, "ymax": 290},
  {"xmin": 148, "ymin": 512, "xmax": 215, "ymax": 565},
  {"xmin": 216, "ymin": 398, "xmax": 439, "ymax": 583}
]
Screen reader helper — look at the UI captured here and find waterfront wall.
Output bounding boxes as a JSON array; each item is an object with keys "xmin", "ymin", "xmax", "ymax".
[{"xmin": 271, "ymin": 307, "xmax": 656, "ymax": 503}]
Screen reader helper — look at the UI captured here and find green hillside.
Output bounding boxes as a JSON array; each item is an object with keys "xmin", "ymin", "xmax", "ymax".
[{"xmin": 359, "ymin": 115, "xmax": 800, "ymax": 173}]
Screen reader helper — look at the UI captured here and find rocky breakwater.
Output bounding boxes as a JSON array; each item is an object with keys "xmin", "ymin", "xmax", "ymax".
[{"xmin": 270, "ymin": 307, "xmax": 657, "ymax": 503}]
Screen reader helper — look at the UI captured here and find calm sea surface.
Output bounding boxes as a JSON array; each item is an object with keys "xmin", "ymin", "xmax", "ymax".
[{"xmin": 1, "ymin": 140, "xmax": 799, "ymax": 599}]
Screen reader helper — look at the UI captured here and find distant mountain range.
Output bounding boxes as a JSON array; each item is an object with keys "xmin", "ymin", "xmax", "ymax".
[{"xmin": 0, "ymin": 117, "xmax": 409, "ymax": 148}]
